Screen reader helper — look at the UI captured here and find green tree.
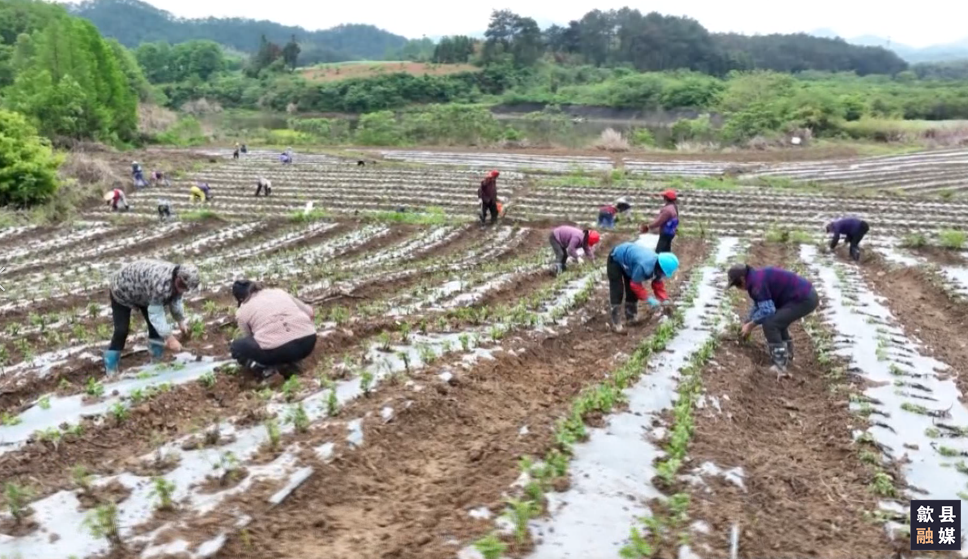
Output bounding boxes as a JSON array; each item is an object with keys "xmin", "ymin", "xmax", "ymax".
[
  {"xmin": 0, "ymin": 110, "xmax": 62, "ymax": 207},
  {"xmin": 282, "ymin": 35, "xmax": 301, "ymax": 71}
]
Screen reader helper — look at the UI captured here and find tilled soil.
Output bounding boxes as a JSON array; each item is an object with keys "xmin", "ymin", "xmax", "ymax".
[
  {"xmin": 207, "ymin": 242, "xmax": 709, "ymax": 559},
  {"xmin": 858, "ymin": 254, "xmax": 968, "ymax": 399},
  {"xmin": 661, "ymin": 242, "xmax": 900, "ymax": 559}
]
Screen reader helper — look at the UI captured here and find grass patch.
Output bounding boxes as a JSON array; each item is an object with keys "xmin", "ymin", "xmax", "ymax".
[
  {"xmin": 938, "ymin": 229, "xmax": 967, "ymax": 250},
  {"xmin": 180, "ymin": 209, "xmax": 220, "ymax": 221}
]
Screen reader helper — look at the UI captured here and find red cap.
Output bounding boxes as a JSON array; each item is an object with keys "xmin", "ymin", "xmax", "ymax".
[
  {"xmin": 587, "ymin": 230, "xmax": 601, "ymax": 246},
  {"xmin": 662, "ymin": 189, "xmax": 677, "ymax": 201},
  {"xmin": 489, "ymin": 170, "xmax": 500, "ymax": 178}
]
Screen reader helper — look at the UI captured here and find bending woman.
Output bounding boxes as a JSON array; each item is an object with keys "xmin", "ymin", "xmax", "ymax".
[{"xmin": 230, "ymin": 280, "xmax": 317, "ymax": 378}]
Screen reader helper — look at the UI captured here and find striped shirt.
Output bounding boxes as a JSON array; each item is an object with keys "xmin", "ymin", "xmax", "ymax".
[
  {"xmin": 236, "ymin": 289, "xmax": 316, "ymax": 350},
  {"xmin": 746, "ymin": 267, "xmax": 814, "ymax": 309}
]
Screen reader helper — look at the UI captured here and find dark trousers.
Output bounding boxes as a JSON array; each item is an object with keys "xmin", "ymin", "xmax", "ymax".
[
  {"xmin": 109, "ymin": 295, "xmax": 161, "ymax": 351},
  {"xmin": 230, "ymin": 334, "xmax": 317, "ymax": 368},
  {"xmin": 656, "ymin": 234, "xmax": 675, "ymax": 254},
  {"xmin": 607, "ymin": 255, "xmax": 637, "ymax": 316},
  {"xmin": 158, "ymin": 205, "xmax": 171, "ymax": 219},
  {"xmin": 598, "ymin": 211, "xmax": 615, "ymax": 229},
  {"xmin": 762, "ymin": 289, "xmax": 820, "ymax": 345},
  {"xmin": 255, "ymin": 184, "xmax": 271, "ymax": 196},
  {"xmin": 845, "ymin": 221, "xmax": 870, "ymax": 262},
  {"xmin": 480, "ymin": 200, "xmax": 498, "ymax": 224},
  {"xmin": 549, "ymin": 234, "xmax": 568, "ymax": 270}
]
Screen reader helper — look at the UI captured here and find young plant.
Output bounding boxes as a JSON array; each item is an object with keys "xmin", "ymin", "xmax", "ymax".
[
  {"xmin": 619, "ymin": 527, "xmax": 654, "ymax": 558},
  {"xmin": 398, "ymin": 322, "xmax": 412, "ymax": 343},
  {"xmin": 149, "ymin": 477, "xmax": 176, "ymax": 510},
  {"xmin": 86, "ymin": 377, "xmax": 105, "ymax": 398},
  {"xmin": 504, "ymin": 498, "xmax": 538, "ymax": 545},
  {"xmin": 473, "ymin": 533, "xmax": 507, "ymax": 559},
  {"xmin": 281, "ymin": 376, "xmax": 301, "ymax": 402},
  {"xmin": 4, "ymin": 482, "xmax": 34, "ymax": 523},
  {"xmin": 109, "ymin": 402, "xmax": 129, "ymax": 422},
  {"xmin": 84, "ymin": 503, "xmax": 121, "ymax": 545},
  {"xmin": 360, "ymin": 370, "xmax": 375, "ymax": 396},
  {"xmin": 459, "ymin": 334, "xmax": 471, "ymax": 352},
  {"xmin": 287, "ymin": 404, "xmax": 310, "ymax": 433},
  {"xmin": 329, "ymin": 306, "xmax": 349, "ymax": 325},
  {"xmin": 417, "ymin": 343, "xmax": 436, "ymax": 365},
  {"xmin": 1, "ymin": 411, "xmax": 21, "ymax": 426},
  {"xmin": 377, "ymin": 331, "xmax": 392, "ymax": 352},
  {"xmin": 202, "ymin": 300, "xmax": 218, "ymax": 315},
  {"xmin": 189, "ymin": 318, "xmax": 205, "ymax": 340},
  {"xmin": 265, "ymin": 418, "xmax": 281, "ymax": 449},
  {"xmin": 198, "ymin": 371, "xmax": 217, "ymax": 389},
  {"xmin": 327, "ymin": 388, "xmax": 340, "ymax": 416},
  {"xmin": 72, "ymin": 465, "xmax": 93, "ymax": 491}
]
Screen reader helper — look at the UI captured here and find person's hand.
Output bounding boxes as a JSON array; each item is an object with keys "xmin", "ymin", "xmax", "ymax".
[
  {"xmin": 646, "ymin": 296, "xmax": 660, "ymax": 308},
  {"xmin": 165, "ymin": 335, "xmax": 183, "ymax": 353},
  {"xmin": 178, "ymin": 320, "xmax": 189, "ymax": 337},
  {"xmin": 740, "ymin": 322, "xmax": 755, "ymax": 338}
]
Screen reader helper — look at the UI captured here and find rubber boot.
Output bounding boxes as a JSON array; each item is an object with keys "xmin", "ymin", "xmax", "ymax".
[
  {"xmin": 610, "ymin": 305, "xmax": 624, "ymax": 333},
  {"xmin": 148, "ymin": 338, "xmax": 165, "ymax": 363},
  {"xmin": 626, "ymin": 302, "xmax": 641, "ymax": 325},
  {"xmin": 554, "ymin": 263, "xmax": 564, "ymax": 276},
  {"xmin": 785, "ymin": 340, "xmax": 794, "ymax": 361},
  {"xmin": 850, "ymin": 245, "xmax": 861, "ymax": 262},
  {"xmin": 104, "ymin": 350, "xmax": 121, "ymax": 375},
  {"xmin": 768, "ymin": 343, "xmax": 790, "ymax": 380}
]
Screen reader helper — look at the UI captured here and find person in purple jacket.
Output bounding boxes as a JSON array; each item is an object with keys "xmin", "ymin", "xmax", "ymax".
[
  {"xmin": 826, "ymin": 218, "xmax": 870, "ymax": 262},
  {"xmin": 727, "ymin": 265, "xmax": 819, "ymax": 379},
  {"xmin": 550, "ymin": 225, "xmax": 600, "ymax": 275}
]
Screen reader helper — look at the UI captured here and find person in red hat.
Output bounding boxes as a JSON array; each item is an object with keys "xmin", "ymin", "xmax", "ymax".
[
  {"xmin": 641, "ymin": 189, "xmax": 679, "ymax": 253},
  {"xmin": 478, "ymin": 170, "xmax": 500, "ymax": 225},
  {"xmin": 549, "ymin": 225, "xmax": 600, "ymax": 275}
]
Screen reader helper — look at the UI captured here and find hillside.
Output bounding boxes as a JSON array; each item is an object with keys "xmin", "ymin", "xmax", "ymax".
[
  {"xmin": 810, "ymin": 28, "xmax": 968, "ymax": 63},
  {"xmin": 67, "ymin": 0, "xmax": 407, "ymax": 62}
]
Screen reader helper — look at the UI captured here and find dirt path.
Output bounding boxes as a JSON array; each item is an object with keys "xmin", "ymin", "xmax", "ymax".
[
  {"xmin": 663, "ymin": 242, "xmax": 899, "ymax": 559},
  {"xmin": 210, "ymin": 242, "xmax": 710, "ymax": 559}
]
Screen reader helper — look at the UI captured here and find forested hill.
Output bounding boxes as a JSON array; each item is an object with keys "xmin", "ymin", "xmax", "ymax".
[{"xmin": 67, "ymin": 0, "xmax": 407, "ymax": 62}]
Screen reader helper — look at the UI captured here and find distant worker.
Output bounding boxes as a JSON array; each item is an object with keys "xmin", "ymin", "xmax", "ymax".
[
  {"xmin": 104, "ymin": 188, "xmax": 129, "ymax": 212},
  {"xmin": 241, "ymin": 143, "xmax": 248, "ymax": 154},
  {"xmin": 132, "ymin": 162, "xmax": 147, "ymax": 189},
  {"xmin": 158, "ymin": 199, "xmax": 173, "ymax": 221},
  {"xmin": 233, "ymin": 147, "xmax": 240, "ymax": 160},
  {"xmin": 152, "ymin": 170, "xmax": 170, "ymax": 188},
  {"xmin": 190, "ymin": 183, "xmax": 212, "ymax": 204},
  {"xmin": 280, "ymin": 148, "xmax": 293, "ymax": 165},
  {"xmin": 826, "ymin": 217, "xmax": 870, "ymax": 262},
  {"xmin": 727, "ymin": 264, "xmax": 819, "ymax": 379},
  {"xmin": 478, "ymin": 170, "xmax": 500, "ymax": 225},
  {"xmin": 607, "ymin": 242, "xmax": 678, "ymax": 333},
  {"xmin": 255, "ymin": 177, "xmax": 272, "ymax": 197},
  {"xmin": 104, "ymin": 260, "xmax": 199, "ymax": 374},
  {"xmin": 550, "ymin": 225, "xmax": 600, "ymax": 275},
  {"xmin": 642, "ymin": 190, "xmax": 679, "ymax": 253},
  {"xmin": 598, "ymin": 197, "xmax": 632, "ymax": 229},
  {"xmin": 357, "ymin": 160, "xmax": 366, "ymax": 167},
  {"xmin": 230, "ymin": 279, "xmax": 317, "ymax": 379},
  {"xmin": 131, "ymin": 161, "xmax": 142, "ymax": 177}
]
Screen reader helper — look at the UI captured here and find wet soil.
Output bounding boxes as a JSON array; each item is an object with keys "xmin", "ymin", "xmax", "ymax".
[{"xmin": 661, "ymin": 242, "xmax": 900, "ymax": 559}]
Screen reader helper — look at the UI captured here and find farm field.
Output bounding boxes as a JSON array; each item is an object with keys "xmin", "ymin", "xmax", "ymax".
[
  {"xmin": 1, "ymin": 146, "xmax": 968, "ymax": 558},
  {"xmin": 299, "ymin": 61, "xmax": 478, "ymax": 82}
]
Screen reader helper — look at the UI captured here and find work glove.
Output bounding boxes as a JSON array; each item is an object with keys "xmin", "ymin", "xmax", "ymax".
[
  {"xmin": 646, "ymin": 296, "xmax": 660, "ymax": 308},
  {"xmin": 165, "ymin": 335, "xmax": 183, "ymax": 353}
]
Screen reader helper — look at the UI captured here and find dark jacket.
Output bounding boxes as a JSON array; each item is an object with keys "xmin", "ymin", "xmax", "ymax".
[{"xmin": 478, "ymin": 177, "xmax": 498, "ymax": 203}]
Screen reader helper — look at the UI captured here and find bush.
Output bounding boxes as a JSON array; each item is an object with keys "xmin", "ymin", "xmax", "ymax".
[
  {"xmin": 938, "ymin": 229, "xmax": 967, "ymax": 250},
  {"xmin": 592, "ymin": 128, "xmax": 630, "ymax": 152},
  {"xmin": 266, "ymin": 129, "xmax": 315, "ymax": 146},
  {"xmin": 355, "ymin": 111, "xmax": 404, "ymax": 146},
  {"xmin": 154, "ymin": 116, "xmax": 207, "ymax": 146},
  {"xmin": 901, "ymin": 232, "xmax": 927, "ymax": 248},
  {"xmin": 0, "ymin": 110, "xmax": 63, "ymax": 207},
  {"xmin": 630, "ymin": 127, "xmax": 656, "ymax": 147}
]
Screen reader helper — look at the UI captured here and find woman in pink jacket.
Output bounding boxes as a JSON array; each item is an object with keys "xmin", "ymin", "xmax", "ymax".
[
  {"xmin": 230, "ymin": 280, "xmax": 317, "ymax": 378},
  {"xmin": 550, "ymin": 225, "xmax": 601, "ymax": 275}
]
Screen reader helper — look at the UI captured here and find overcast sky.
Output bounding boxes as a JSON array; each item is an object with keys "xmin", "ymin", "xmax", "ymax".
[{"xmin": 101, "ymin": 0, "xmax": 966, "ymax": 48}]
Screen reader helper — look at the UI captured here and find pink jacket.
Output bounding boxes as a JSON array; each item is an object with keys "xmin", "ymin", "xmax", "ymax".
[{"xmin": 236, "ymin": 289, "xmax": 316, "ymax": 350}]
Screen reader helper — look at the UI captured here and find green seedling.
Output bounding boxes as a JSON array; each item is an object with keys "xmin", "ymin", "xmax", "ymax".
[
  {"xmin": 109, "ymin": 402, "xmax": 129, "ymax": 422},
  {"xmin": 96, "ymin": 324, "xmax": 110, "ymax": 340},
  {"xmin": 619, "ymin": 527, "xmax": 654, "ymax": 558},
  {"xmin": 398, "ymin": 322, "xmax": 411, "ymax": 342},
  {"xmin": 258, "ymin": 387, "xmax": 274, "ymax": 402},
  {"xmin": 36, "ymin": 427, "xmax": 62, "ymax": 448},
  {"xmin": 4, "ymin": 482, "xmax": 34, "ymax": 523},
  {"xmin": 901, "ymin": 402, "xmax": 929, "ymax": 415},
  {"xmin": 129, "ymin": 389, "xmax": 146, "ymax": 404},
  {"xmin": 860, "ymin": 450, "xmax": 880, "ymax": 465},
  {"xmin": 84, "ymin": 503, "xmax": 120, "ymax": 545},
  {"xmin": 85, "ymin": 378, "xmax": 105, "ymax": 398},
  {"xmin": 938, "ymin": 445, "xmax": 961, "ymax": 457},
  {"xmin": 199, "ymin": 372, "xmax": 217, "ymax": 388},
  {"xmin": 281, "ymin": 376, "xmax": 301, "ymax": 402},
  {"xmin": 504, "ymin": 498, "xmax": 538, "ymax": 545},
  {"xmin": 473, "ymin": 533, "xmax": 507, "ymax": 559},
  {"xmin": 459, "ymin": 334, "xmax": 471, "ymax": 352},
  {"xmin": 287, "ymin": 404, "xmax": 309, "ymax": 433},
  {"xmin": 1, "ymin": 412, "xmax": 22, "ymax": 426},
  {"xmin": 72, "ymin": 465, "xmax": 92, "ymax": 490},
  {"xmin": 396, "ymin": 351, "xmax": 410, "ymax": 372},
  {"xmin": 214, "ymin": 452, "xmax": 242, "ymax": 485},
  {"xmin": 37, "ymin": 395, "xmax": 51, "ymax": 410},
  {"xmin": 869, "ymin": 471, "xmax": 896, "ymax": 497},
  {"xmin": 360, "ymin": 370, "xmax": 374, "ymax": 396},
  {"xmin": 417, "ymin": 344, "xmax": 436, "ymax": 365},
  {"xmin": 150, "ymin": 477, "xmax": 176, "ymax": 510},
  {"xmin": 327, "ymin": 389, "xmax": 340, "ymax": 416},
  {"xmin": 189, "ymin": 319, "xmax": 205, "ymax": 340},
  {"xmin": 87, "ymin": 303, "xmax": 100, "ymax": 319},
  {"xmin": 67, "ymin": 423, "xmax": 85, "ymax": 437},
  {"xmin": 265, "ymin": 418, "xmax": 281, "ymax": 449},
  {"xmin": 202, "ymin": 301, "xmax": 218, "ymax": 315}
]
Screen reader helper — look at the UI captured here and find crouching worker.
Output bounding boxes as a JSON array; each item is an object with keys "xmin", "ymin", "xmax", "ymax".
[
  {"xmin": 190, "ymin": 183, "xmax": 212, "ymax": 204},
  {"xmin": 104, "ymin": 188, "xmax": 129, "ymax": 212},
  {"xmin": 597, "ymin": 197, "xmax": 632, "ymax": 229},
  {"xmin": 158, "ymin": 199, "xmax": 173, "ymax": 221},
  {"xmin": 727, "ymin": 265, "xmax": 819, "ymax": 380},
  {"xmin": 607, "ymin": 242, "xmax": 679, "ymax": 333},
  {"xmin": 826, "ymin": 217, "xmax": 870, "ymax": 262},
  {"xmin": 230, "ymin": 280, "xmax": 317, "ymax": 379},
  {"xmin": 255, "ymin": 177, "xmax": 272, "ymax": 196},
  {"xmin": 550, "ymin": 225, "xmax": 599, "ymax": 275},
  {"xmin": 104, "ymin": 260, "xmax": 200, "ymax": 374}
]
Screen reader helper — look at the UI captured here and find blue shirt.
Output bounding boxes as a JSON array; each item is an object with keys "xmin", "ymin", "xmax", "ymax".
[{"xmin": 610, "ymin": 243, "xmax": 660, "ymax": 284}]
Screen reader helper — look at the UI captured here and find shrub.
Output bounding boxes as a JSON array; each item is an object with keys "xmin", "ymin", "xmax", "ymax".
[
  {"xmin": 592, "ymin": 128, "xmax": 630, "ymax": 152},
  {"xmin": 0, "ymin": 110, "xmax": 63, "ymax": 207},
  {"xmin": 938, "ymin": 229, "xmax": 967, "ymax": 250},
  {"xmin": 901, "ymin": 232, "xmax": 927, "ymax": 248},
  {"xmin": 630, "ymin": 127, "xmax": 656, "ymax": 147}
]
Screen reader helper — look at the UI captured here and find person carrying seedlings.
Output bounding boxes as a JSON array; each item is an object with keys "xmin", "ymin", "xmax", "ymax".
[
  {"xmin": 157, "ymin": 199, "xmax": 173, "ymax": 221},
  {"xmin": 642, "ymin": 190, "xmax": 679, "ymax": 253},
  {"xmin": 597, "ymin": 197, "xmax": 632, "ymax": 230},
  {"xmin": 727, "ymin": 264, "xmax": 820, "ymax": 379},
  {"xmin": 230, "ymin": 279, "xmax": 317, "ymax": 379},
  {"xmin": 550, "ymin": 225, "xmax": 600, "ymax": 275},
  {"xmin": 104, "ymin": 260, "xmax": 200, "ymax": 374},
  {"xmin": 189, "ymin": 183, "xmax": 212, "ymax": 204},
  {"xmin": 607, "ymin": 242, "xmax": 679, "ymax": 333},
  {"xmin": 255, "ymin": 177, "xmax": 272, "ymax": 197},
  {"xmin": 478, "ymin": 170, "xmax": 500, "ymax": 225},
  {"xmin": 104, "ymin": 188, "xmax": 129, "ymax": 212},
  {"xmin": 826, "ymin": 217, "xmax": 870, "ymax": 262}
]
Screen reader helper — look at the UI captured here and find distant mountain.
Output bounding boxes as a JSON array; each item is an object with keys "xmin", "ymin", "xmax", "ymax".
[
  {"xmin": 808, "ymin": 28, "xmax": 968, "ymax": 63},
  {"xmin": 67, "ymin": 0, "xmax": 408, "ymax": 61}
]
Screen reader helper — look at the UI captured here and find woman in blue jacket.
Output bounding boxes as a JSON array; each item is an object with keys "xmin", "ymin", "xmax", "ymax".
[{"xmin": 607, "ymin": 242, "xmax": 679, "ymax": 333}]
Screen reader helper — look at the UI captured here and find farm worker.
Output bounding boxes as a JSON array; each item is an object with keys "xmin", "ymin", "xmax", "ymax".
[
  {"xmin": 233, "ymin": 147, "xmax": 240, "ymax": 160},
  {"xmin": 158, "ymin": 199, "xmax": 173, "ymax": 221},
  {"xmin": 152, "ymin": 170, "xmax": 170, "ymax": 188},
  {"xmin": 478, "ymin": 170, "xmax": 499, "ymax": 225},
  {"xmin": 131, "ymin": 161, "xmax": 142, "ymax": 177},
  {"xmin": 255, "ymin": 177, "xmax": 272, "ymax": 196},
  {"xmin": 104, "ymin": 260, "xmax": 200, "ymax": 374},
  {"xmin": 550, "ymin": 225, "xmax": 600, "ymax": 275},
  {"xmin": 280, "ymin": 147, "xmax": 293, "ymax": 165},
  {"xmin": 190, "ymin": 183, "xmax": 212, "ymax": 204},
  {"xmin": 241, "ymin": 144, "xmax": 248, "ymax": 154},
  {"xmin": 727, "ymin": 265, "xmax": 820, "ymax": 379},
  {"xmin": 598, "ymin": 197, "xmax": 632, "ymax": 230},
  {"xmin": 104, "ymin": 189, "xmax": 129, "ymax": 212},
  {"xmin": 826, "ymin": 217, "xmax": 870, "ymax": 262},
  {"xmin": 607, "ymin": 242, "xmax": 679, "ymax": 333},
  {"xmin": 230, "ymin": 279, "xmax": 317, "ymax": 379},
  {"xmin": 642, "ymin": 190, "xmax": 679, "ymax": 253}
]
